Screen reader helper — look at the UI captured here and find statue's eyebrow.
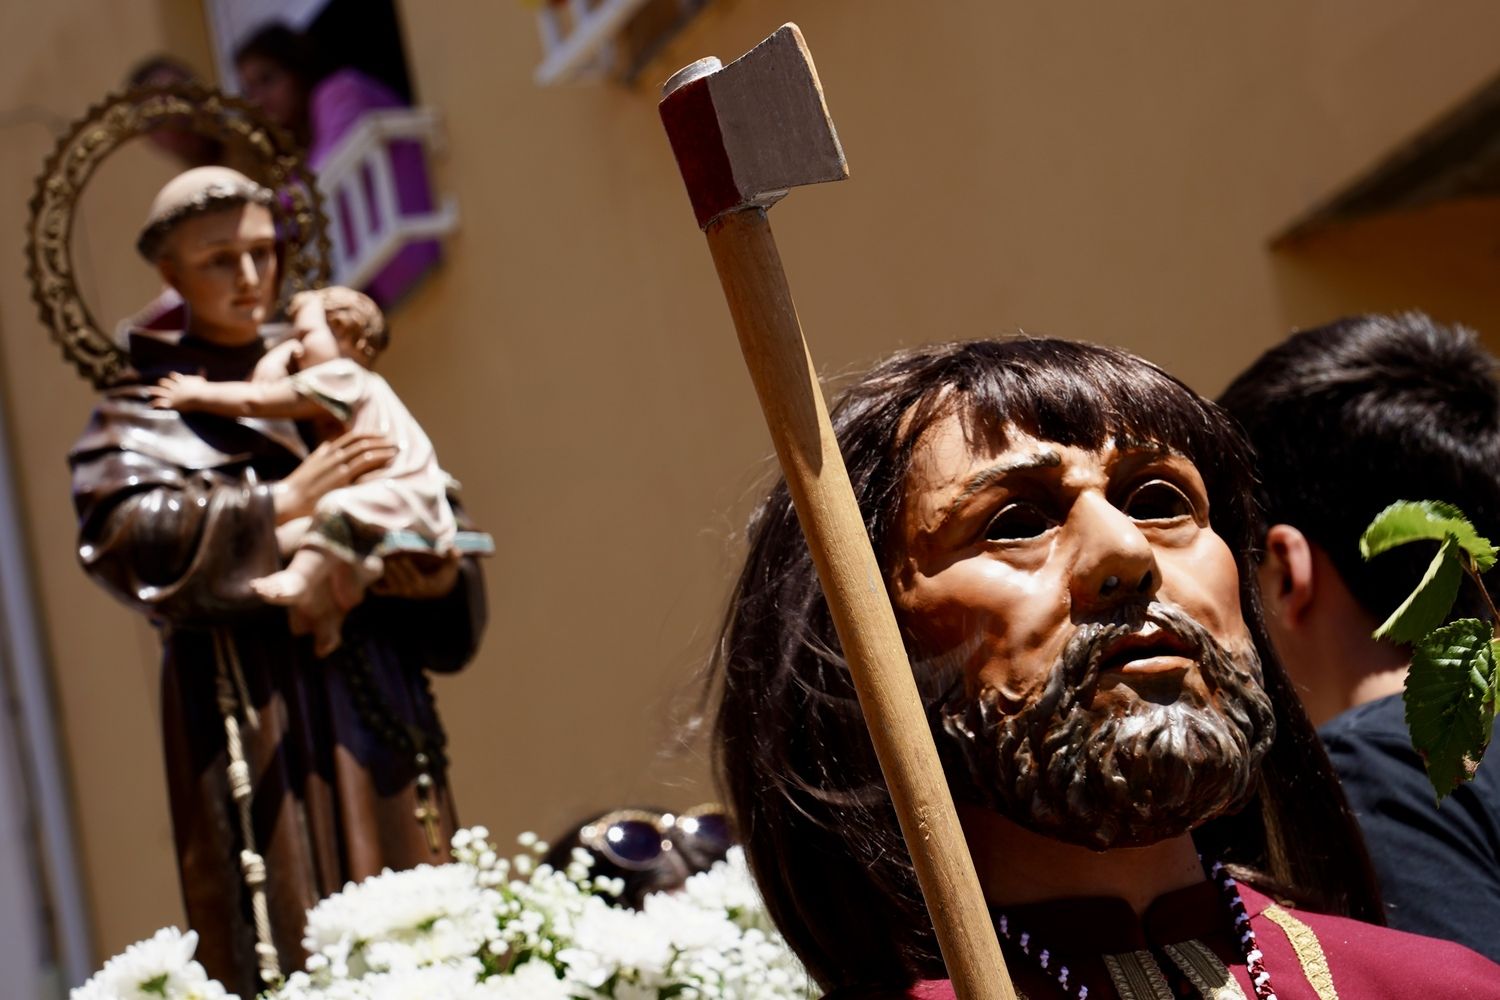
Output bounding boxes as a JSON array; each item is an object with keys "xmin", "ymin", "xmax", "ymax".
[
  {"xmin": 937, "ymin": 449, "xmax": 1062, "ymax": 520},
  {"xmin": 196, "ymin": 236, "xmax": 275, "ymax": 249},
  {"xmin": 1113, "ymin": 434, "xmax": 1180, "ymax": 457}
]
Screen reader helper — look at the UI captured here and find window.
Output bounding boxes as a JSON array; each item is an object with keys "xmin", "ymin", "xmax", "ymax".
[{"xmin": 203, "ymin": 0, "xmax": 456, "ymax": 306}]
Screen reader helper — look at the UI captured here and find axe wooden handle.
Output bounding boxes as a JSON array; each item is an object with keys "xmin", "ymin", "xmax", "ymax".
[{"xmin": 705, "ymin": 208, "xmax": 1016, "ymax": 1000}]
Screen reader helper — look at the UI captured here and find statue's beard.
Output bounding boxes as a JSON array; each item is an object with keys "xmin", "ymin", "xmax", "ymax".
[{"xmin": 937, "ymin": 602, "xmax": 1276, "ymax": 850}]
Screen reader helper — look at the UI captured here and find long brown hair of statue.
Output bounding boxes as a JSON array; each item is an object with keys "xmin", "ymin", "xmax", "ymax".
[{"xmin": 709, "ymin": 337, "xmax": 1383, "ymax": 992}]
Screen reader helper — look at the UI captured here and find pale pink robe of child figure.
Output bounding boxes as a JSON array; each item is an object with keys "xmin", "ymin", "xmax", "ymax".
[{"xmin": 150, "ymin": 288, "xmax": 457, "ymax": 654}]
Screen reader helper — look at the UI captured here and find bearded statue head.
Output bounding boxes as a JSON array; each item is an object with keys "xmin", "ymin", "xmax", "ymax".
[
  {"xmin": 878, "ymin": 394, "xmax": 1277, "ymax": 847},
  {"xmin": 712, "ymin": 338, "xmax": 1372, "ymax": 990}
]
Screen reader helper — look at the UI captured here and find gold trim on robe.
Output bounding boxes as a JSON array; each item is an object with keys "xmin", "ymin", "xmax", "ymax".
[
  {"xmin": 1103, "ymin": 950, "xmax": 1176, "ymax": 1000},
  {"xmin": 1164, "ymin": 940, "xmax": 1251, "ymax": 1000},
  {"xmin": 1263, "ymin": 904, "xmax": 1341, "ymax": 1000}
]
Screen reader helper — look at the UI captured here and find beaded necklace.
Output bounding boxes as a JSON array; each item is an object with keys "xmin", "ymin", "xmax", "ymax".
[
  {"xmin": 1210, "ymin": 860, "xmax": 1277, "ymax": 1000},
  {"xmin": 991, "ymin": 860, "xmax": 1277, "ymax": 1000}
]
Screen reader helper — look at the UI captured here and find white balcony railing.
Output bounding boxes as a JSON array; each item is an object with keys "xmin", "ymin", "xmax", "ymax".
[
  {"xmin": 533, "ymin": 0, "xmax": 653, "ymax": 86},
  {"xmin": 314, "ymin": 107, "xmax": 458, "ymax": 291}
]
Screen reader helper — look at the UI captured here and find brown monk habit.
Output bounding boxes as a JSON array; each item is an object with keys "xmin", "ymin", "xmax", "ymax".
[{"xmin": 69, "ymin": 327, "xmax": 487, "ymax": 997}]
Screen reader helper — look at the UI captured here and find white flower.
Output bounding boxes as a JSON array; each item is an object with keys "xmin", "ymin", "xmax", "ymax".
[
  {"xmin": 476, "ymin": 960, "xmax": 571, "ymax": 1000},
  {"xmin": 680, "ymin": 847, "xmax": 771, "ymax": 930},
  {"xmin": 302, "ymin": 864, "xmax": 499, "ymax": 975},
  {"xmin": 558, "ymin": 896, "xmax": 672, "ymax": 988},
  {"xmin": 610, "ymin": 982, "xmax": 662, "ymax": 1000},
  {"xmin": 272, "ymin": 972, "xmax": 368, "ymax": 1000},
  {"xmin": 81, "ymin": 828, "xmax": 817, "ymax": 1000},
  {"xmin": 70, "ymin": 928, "xmax": 235, "ymax": 1000},
  {"xmin": 641, "ymin": 890, "xmax": 741, "ymax": 952},
  {"xmin": 358, "ymin": 958, "xmax": 488, "ymax": 1000}
]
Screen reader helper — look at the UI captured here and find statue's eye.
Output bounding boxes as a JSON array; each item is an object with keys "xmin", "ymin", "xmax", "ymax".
[
  {"xmin": 1124, "ymin": 480, "xmax": 1195, "ymax": 521},
  {"xmin": 984, "ymin": 503, "xmax": 1053, "ymax": 541}
]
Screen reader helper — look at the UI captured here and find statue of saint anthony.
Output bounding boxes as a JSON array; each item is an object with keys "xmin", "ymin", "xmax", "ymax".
[{"xmin": 68, "ymin": 166, "xmax": 487, "ymax": 996}]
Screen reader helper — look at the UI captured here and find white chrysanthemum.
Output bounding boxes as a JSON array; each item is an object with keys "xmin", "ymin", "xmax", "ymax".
[
  {"xmin": 302, "ymin": 864, "xmax": 499, "ymax": 975},
  {"xmin": 270, "ymin": 973, "xmax": 369, "ymax": 1000},
  {"xmin": 70, "ymin": 928, "xmax": 235, "ymax": 1000},
  {"xmin": 83, "ymin": 828, "xmax": 816, "ymax": 1000},
  {"xmin": 476, "ymin": 959, "xmax": 572, "ymax": 999},
  {"xmin": 558, "ymin": 896, "xmax": 672, "ymax": 988},
  {"xmin": 679, "ymin": 847, "xmax": 770, "ymax": 931},
  {"xmin": 609, "ymin": 982, "xmax": 663, "ymax": 1000},
  {"xmin": 355, "ymin": 958, "xmax": 488, "ymax": 1000},
  {"xmin": 641, "ymin": 890, "xmax": 741, "ymax": 953}
]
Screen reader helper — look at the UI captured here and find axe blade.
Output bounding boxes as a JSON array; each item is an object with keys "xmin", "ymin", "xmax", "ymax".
[{"xmin": 660, "ymin": 23, "xmax": 849, "ymax": 229}]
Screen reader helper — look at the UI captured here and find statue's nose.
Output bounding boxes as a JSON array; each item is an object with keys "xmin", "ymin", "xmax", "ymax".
[{"xmin": 1068, "ymin": 493, "xmax": 1158, "ymax": 614}]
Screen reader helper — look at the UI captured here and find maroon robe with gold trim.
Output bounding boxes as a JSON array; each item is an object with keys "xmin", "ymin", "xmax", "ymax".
[
  {"xmin": 886, "ymin": 882, "xmax": 1500, "ymax": 999},
  {"xmin": 68, "ymin": 329, "xmax": 486, "ymax": 997}
]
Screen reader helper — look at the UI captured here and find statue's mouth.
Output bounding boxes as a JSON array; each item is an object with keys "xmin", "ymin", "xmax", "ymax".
[{"xmin": 1094, "ymin": 621, "xmax": 1199, "ymax": 677}]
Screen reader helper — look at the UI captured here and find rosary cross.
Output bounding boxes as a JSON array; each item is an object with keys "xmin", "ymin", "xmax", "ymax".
[
  {"xmin": 414, "ymin": 801, "xmax": 441, "ymax": 852},
  {"xmin": 413, "ymin": 757, "xmax": 441, "ymax": 853}
]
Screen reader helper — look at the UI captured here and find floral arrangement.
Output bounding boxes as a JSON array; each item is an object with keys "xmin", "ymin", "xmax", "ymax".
[
  {"xmin": 71, "ymin": 928, "xmax": 232, "ymax": 1000},
  {"xmin": 71, "ymin": 829, "xmax": 813, "ymax": 1000}
]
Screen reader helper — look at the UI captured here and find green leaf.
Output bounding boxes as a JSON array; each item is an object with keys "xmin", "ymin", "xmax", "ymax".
[
  {"xmin": 1405, "ymin": 618, "xmax": 1498, "ymax": 800},
  {"xmin": 1373, "ymin": 536, "xmax": 1464, "ymax": 643},
  {"xmin": 1492, "ymin": 640, "xmax": 1500, "ymax": 709},
  {"xmin": 1361, "ymin": 499, "xmax": 1497, "ymax": 572}
]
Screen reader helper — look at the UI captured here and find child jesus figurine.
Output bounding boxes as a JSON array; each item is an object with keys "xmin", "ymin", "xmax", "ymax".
[{"xmin": 149, "ymin": 285, "xmax": 490, "ymax": 655}]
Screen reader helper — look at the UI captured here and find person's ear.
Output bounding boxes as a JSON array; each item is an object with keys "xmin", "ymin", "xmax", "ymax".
[{"xmin": 1260, "ymin": 524, "xmax": 1315, "ymax": 626}]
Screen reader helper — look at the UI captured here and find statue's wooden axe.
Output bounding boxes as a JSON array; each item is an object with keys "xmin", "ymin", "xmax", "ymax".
[{"xmin": 660, "ymin": 24, "xmax": 1016, "ymax": 1000}]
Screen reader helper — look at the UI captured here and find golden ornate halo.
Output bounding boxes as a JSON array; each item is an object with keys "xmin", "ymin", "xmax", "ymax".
[{"xmin": 25, "ymin": 83, "xmax": 332, "ymax": 390}]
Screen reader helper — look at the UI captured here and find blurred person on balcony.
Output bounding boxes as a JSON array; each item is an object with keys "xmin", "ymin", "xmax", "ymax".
[
  {"xmin": 126, "ymin": 55, "xmax": 227, "ymax": 169},
  {"xmin": 235, "ymin": 23, "xmax": 441, "ymax": 308}
]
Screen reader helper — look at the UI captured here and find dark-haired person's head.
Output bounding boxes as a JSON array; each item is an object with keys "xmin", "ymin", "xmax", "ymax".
[
  {"xmin": 234, "ymin": 23, "xmax": 320, "ymax": 139},
  {"xmin": 127, "ymin": 54, "xmax": 198, "ymax": 90},
  {"xmin": 125, "ymin": 55, "xmax": 225, "ymax": 168},
  {"xmin": 1218, "ymin": 314, "xmax": 1500, "ymax": 726},
  {"xmin": 543, "ymin": 805, "xmax": 734, "ymax": 909},
  {"xmin": 712, "ymin": 338, "xmax": 1380, "ymax": 992}
]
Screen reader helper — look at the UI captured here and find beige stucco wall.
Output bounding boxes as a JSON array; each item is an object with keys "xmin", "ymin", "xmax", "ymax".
[{"xmin": 1, "ymin": 0, "xmax": 1497, "ymax": 968}]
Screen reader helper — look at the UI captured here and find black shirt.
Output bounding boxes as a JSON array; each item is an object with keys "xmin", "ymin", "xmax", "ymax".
[{"xmin": 1322, "ymin": 693, "xmax": 1500, "ymax": 961}]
